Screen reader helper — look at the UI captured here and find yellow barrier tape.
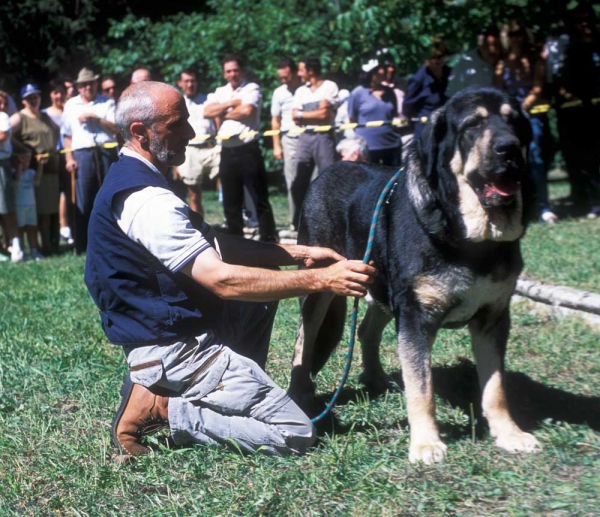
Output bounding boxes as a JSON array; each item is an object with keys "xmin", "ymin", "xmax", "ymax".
[
  {"xmin": 34, "ymin": 95, "xmax": 600, "ymax": 159},
  {"xmin": 189, "ymin": 135, "xmax": 212, "ymax": 143},
  {"xmin": 236, "ymin": 131, "xmax": 259, "ymax": 140},
  {"xmin": 35, "ymin": 141, "xmax": 119, "ymax": 160}
]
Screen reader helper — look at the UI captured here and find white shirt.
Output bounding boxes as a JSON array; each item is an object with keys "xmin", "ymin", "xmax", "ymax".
[
  {"xmin": 206, "ymin": 81, "xmax": 261, "ymax": 147},
  {"xmin": 61, "ymin": 94, "xmax": 117, "ymax": 150},
  {"xmin": 187, "ymin": 103, "xmax": 217, "ymax": 145},
  {"xmin": 113, "ymin": 148, "xmax": 212, "ymax": 273},
  {"xmin": 292, "ymin": 80, "xmax": 339, "ymax": 129},
  {"xmin": 271, "ymin": 83, "xmax": 300, "ymax": 135},
  {"xmin": 0, "ymin": 112, "xmax": 12, "ymax": 159}
]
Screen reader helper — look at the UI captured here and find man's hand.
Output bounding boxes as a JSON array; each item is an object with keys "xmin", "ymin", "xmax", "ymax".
[
  {"xmin": 273, "ymin": 144, "xmax": 283, "ymax": 160},
  {"xmin": 78, "ymin": 112, "xmax": 98, "ymax": 124},
  {"xmin": 296, "ymin": 245, "xmax": 345, "ymax": 268},
  {"xmin": 65, "ymin": 156, "xmax": 78, "ymax": 173},
  {"xmin": 321, "ymin": 260, "xmax": 377, "ymax": 297},
  {"xmin": 36, "ymin": 154, "xmax": 49, "ymax": 165}
]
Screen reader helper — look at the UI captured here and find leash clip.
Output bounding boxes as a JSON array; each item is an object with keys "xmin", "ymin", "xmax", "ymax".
[{"xmin": 386, "ymin": 182, "xmax": 398, "ymax": 204}]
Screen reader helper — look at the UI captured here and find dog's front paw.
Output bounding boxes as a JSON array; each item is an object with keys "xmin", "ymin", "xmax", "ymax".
[
  {"xmin": 358, "ymin": 370, "xmax": 398, "ymax": 394},
  {"xmin": 495, "ymin": 431, "xmax": 541, "ymax": 454},
  {"xmin": 409, "ymin": 440, "xmax": 448, "ymax": 464}
]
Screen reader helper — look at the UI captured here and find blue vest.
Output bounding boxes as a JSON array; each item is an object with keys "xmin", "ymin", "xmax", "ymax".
[{"xmin": 84, "ymin": 155, "xmax": 224, "ymax": 347}]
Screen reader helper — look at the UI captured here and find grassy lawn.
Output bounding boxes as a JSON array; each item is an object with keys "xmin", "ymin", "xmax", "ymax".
[{"xmin": 0, "ymin": 175, "xmax": 598, "ymax": 516}]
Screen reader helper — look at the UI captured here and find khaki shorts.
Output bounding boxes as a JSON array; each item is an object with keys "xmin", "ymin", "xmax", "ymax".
[{"xmin": 178, "ymin": 145, "xmax": 221, "ymax": 186}]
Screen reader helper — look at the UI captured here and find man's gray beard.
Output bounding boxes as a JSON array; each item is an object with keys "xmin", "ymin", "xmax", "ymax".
[{"xmin": 149, "ymin": 129, "xmax": 185, "ymax": 168}]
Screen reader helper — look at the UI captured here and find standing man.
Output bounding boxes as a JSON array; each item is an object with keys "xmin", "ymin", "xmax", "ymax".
[
  {"xmin": 291, "ymin": 56, "xmax": 338, "ymax": 229},
  {"xmin": 84, "ymin": 81, "xmax": 377, "ymax": 457},
  {"xmin": 271, "ymin": 57, "xmax": 302, "ymax": 230},
  {"xmin": 446, "ymin": 26, "xmax": 502, "ymax": 98},
  {"xmin": 62, "ymin": 67, "xmax": 119, "ymax": 254},
  {"xmin": 204, "ymin": 55, "xmax": 277, "ymax": 242},
  {"xmin": 101, "ymin": 75, "xmax": 119, "ymax": 101},
  {"xmin": 174, "ymin": 68, "xmax": 219, "ymax": 216},
  {"xmin": 130, "ymin": 68, "xmax": 152, "ymax": 84}
]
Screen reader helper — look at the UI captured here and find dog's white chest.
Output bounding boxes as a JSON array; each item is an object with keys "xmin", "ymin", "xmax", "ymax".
[{"xmin": 441, "ymin": 275, "xmax": 515, "ymax": 326}]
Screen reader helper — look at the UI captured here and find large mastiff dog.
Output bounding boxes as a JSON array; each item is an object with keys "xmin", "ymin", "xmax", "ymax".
[{"xmin": 289, "ymin": 87, "xmax": 541, "ymax": 463}]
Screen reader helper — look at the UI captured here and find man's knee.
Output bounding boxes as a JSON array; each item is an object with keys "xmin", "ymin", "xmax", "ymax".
[{"xmin": 284, "ymin": 418, "xmax": 317, "ymax": 454}]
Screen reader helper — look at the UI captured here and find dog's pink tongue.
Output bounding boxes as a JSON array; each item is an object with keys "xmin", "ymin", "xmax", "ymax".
[{"xmin": 484, "ymin": 183, "xmax": 521, "ymax": 197}]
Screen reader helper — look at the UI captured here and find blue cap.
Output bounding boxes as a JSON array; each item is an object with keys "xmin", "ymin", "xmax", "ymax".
[{"xmin": 20, "ymin": 84, "xmax": 41, "ymax": 99}]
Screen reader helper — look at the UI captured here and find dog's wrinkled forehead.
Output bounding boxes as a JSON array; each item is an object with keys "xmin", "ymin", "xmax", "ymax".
[{"xmin": 446, "ymin": 89, "xmax": 522, "ymax": 139}]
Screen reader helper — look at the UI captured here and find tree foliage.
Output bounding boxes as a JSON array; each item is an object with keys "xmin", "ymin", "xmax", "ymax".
[
  {"xmin": 95, "ymin": 0, "xmax": 583, "ymax": 95},
  {"xmin": 2, "ymin": 0, "xmax": 595, "ymax": 100}
]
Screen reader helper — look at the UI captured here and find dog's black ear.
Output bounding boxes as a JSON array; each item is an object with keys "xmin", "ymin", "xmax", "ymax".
[
  {"xmin": 416, "ymin": 106, "xmax": 448, "ymax": 187},
  {"xmin": 518, "ymin": 112, "xmax": 537, "ymax": 227},
  {"xmin": 512, "ymin": 101, "xmax": 533, "ymax": 150},
  {"xmin": 408, "ymin": 106, "xmax": 452, "ymax": 238},
  {"xmin": 509, "ymin": 101, "xmax": 536, "ymax": 226}
]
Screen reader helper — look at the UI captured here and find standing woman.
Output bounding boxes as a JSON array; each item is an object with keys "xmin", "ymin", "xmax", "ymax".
[
  {"xmin": 495, "ymin": 20, "xmax": 557, "ymax": 223},
  {"xmin": 402, "ymin": 38, "xmax": 451, "ymax": 139},
  {"xmin": 43, "ymin": 79, "xmax": 73, "ymax": 245},
  {"xmin": 347, "ymin": 59, "xmax": 402, "ymax": 166},
  {"xmin": 0, "ymin": 90, "xmax": 22, "ymax": 261},
  {"xmin": 11, "ymin": 83, "xmax": 60, "ymax": 253}
]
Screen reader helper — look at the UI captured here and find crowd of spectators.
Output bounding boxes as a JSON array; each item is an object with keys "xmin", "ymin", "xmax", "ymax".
[{"xmin": 0, "ymin": 5, "xmax": 599, "ymax": 261}]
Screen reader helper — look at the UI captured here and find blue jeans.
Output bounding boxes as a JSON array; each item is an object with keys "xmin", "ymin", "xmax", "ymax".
[{"xmin": 528, "ymin": 115, "xmax": 551, "ymax": 215}]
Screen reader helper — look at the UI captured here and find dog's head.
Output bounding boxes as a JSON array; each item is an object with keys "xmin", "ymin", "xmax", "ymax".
[{"xmin": 408, "ymin": 87, "xmax": 533, "ymax": 243}]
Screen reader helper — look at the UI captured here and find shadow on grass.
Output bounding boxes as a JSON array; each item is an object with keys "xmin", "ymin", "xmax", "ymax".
[
  {"xmin": 550, "ymin": 194, "xmax": 592, "ymax": 219},
  {"xmin": 310, "ymin": 359, "xmax": 600, "ymax": 440}
]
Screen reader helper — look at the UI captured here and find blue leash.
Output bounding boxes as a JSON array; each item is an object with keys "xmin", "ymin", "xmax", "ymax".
[{"xmin": 310, "ymin": 167, "xmax": 403, "ymax": 423}]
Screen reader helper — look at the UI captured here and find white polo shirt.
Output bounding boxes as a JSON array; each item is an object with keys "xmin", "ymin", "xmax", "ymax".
[
  {"xmin": 61, "ymin": 94, "xmax": 117, "ymax": 150},
  {"xmin": 292, "ymin": 80, "xmax": 339, "ymax": 129},
  {"xmin": 271, "ymin": 83, "xmax": 300, "ymax": 136},
  {"xmin": 205, "ymin": 81, "xmax": 261, "ymax": 147},
  {"xmin": 113, "ymin": 148, "xmax": 213, "ymax": 273}
]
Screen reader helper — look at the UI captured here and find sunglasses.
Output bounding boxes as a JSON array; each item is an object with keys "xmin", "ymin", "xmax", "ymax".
[
  {"xmin": 508, "ymin": 30, "xmax": 526, "ymax": 37},
  {"xmin": 78, "ymin": 81, "xmax": 95, "ymax": 88},
  {"xmin": 102, "ymin": 86, "xmax": 116, "ymax": 93}
]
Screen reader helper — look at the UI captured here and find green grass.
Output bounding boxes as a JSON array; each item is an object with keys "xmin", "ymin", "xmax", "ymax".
[{"xmin": 0, "ymin": 182, "xmax": 598, "ymax": 516}]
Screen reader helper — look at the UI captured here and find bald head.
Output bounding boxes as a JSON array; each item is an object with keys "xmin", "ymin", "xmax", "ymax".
[
  {"xmin": 131, "ymin": 68, "xmax": 151, "ymax": 84},
  {"xmin": 115, "ymin": 81, "xmax": 180, "ymax": 142},
  {"xmin": 115, "ymin": 81, "xmax": 193, "ymax": 172}
]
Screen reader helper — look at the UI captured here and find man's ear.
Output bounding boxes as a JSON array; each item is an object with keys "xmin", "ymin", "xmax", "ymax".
[{"xmin": 130, "ymin": 121, "xmax": 149, "ymax": 146}]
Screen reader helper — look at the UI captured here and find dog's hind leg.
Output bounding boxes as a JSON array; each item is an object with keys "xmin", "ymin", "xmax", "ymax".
[
  {"xmin": 357, "ymin": 304, "xmax": 394, "ymax": 392},
  {"xmin": 289, "ymin": 292, "xmax": 338, "ymax": 407},
  {"xmin": 310, "ymin": 295, "xmax": 347, "ymax": 376},
  {"xmin": 469, "ymin": 308, "xmax": 541, "ymax": 454},
  {"xmin": 398, "ymin": 324, "xmax": 448, "ymax": 464}
]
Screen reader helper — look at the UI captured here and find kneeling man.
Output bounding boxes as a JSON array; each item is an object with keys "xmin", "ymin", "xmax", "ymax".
[{"xmin": 84, "ymin": 81, "xmax": 377, "ymax": 457}]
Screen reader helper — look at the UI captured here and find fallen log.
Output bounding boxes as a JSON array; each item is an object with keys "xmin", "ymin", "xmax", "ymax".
[{"xmin": 515, "ymin": 278, "xmax": 600, "ymax": 316}]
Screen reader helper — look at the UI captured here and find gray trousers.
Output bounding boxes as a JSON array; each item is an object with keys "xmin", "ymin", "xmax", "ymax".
[
  {"xmin": 291, "ymin": 131, "xmax": 336, "ymax": 228},
  {"xmin": 125, "ymin": 300, "xmax": 315, "ymax": 456},
  {"xmin": 282, "ymin": 135, "xmax": 298, "ymax": 227}
]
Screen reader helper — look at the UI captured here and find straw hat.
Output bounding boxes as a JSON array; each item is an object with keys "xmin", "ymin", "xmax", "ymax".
[{"xmin": 75, "ymin": 67, "xmax": 100, "ymax": 84}]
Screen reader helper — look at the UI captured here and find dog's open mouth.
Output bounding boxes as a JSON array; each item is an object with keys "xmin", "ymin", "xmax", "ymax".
[{"xmin": 475, "ymin": 181, "xmax": 521, "ymax": 207}]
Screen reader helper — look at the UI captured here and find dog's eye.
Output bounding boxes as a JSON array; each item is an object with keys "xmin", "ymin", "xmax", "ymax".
[
  {"xmin": 460, "ymin": 117, "xmax": 484, "ymax": 134},
  {"xmin": 464, "ymin": 118, "xmax": 484, "ymax": 130}
]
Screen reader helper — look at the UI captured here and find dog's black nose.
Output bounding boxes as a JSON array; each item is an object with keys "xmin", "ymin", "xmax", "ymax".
[{"xmin": 494, "ymin": 139, "xmax": 521, "ymax": 159}]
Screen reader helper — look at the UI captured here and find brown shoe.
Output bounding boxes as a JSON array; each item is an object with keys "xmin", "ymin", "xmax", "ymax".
[{"xmin": 111, "ymin": 373, "xmax": 170, "ymax": 456}]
